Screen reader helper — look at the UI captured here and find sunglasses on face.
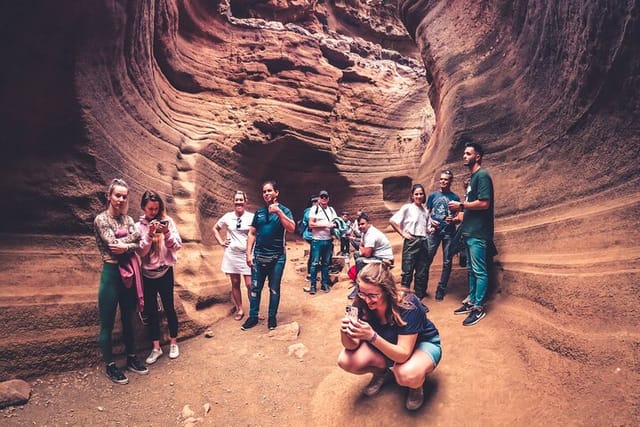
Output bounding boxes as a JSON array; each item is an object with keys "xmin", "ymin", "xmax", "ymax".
[
  {"xmin": 320, "ymin": 195, "xmax": 329, "ymax": 199},
  {"xmin": 236, "ymin": 217, "xmax": 242, "ymax": 229}
]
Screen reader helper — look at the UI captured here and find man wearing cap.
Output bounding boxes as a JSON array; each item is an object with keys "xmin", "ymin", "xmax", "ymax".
[{"xmin": 304, "ymin": 190, "xmax": 337, "ymax": 294}]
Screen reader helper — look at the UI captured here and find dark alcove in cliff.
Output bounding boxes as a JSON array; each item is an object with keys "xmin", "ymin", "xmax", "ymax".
[{"xmin": 233, "ymin": 140, "xmax": 351, "ymax": 218}]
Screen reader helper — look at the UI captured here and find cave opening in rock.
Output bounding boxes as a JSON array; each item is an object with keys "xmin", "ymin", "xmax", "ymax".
[
  {"xmin": 381, "ymin": 175, "xmax": 413, "ymax": 211},
  {"xmin": 233, "ymin": 140, "xmax": 351, "ymax": 219}
]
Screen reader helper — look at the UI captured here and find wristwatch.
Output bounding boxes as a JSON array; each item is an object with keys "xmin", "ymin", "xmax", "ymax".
[{"xmin": 460, "ymin": 202, "xmax": 465, "ymax": 211}]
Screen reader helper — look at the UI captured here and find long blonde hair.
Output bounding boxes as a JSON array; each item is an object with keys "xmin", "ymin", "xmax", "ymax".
[{"xmin": 354, "ymin": 261, "xmax": 409, "ymax": 327}]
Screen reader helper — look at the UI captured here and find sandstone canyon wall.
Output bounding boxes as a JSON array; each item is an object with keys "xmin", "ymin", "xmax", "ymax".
[{"xmin": 0, "ymin": 0, "xmax": 638, "ymax": 419}]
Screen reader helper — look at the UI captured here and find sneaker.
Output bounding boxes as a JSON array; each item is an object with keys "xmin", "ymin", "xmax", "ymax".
[
  {"xmin": 169, "ymin": 343, "xmax": 180, "ymax": 359},
  {"xmin": 462, "ymin": 307, "xmax": 486, "ymax": 326},
  {"xmin": 363, "ymin": 370, "xmax": 390, "ymax": 397},
  {"xmin": 268, "ymin": 316, "xmax": 277, "ymax": 330},
  {"xmin": 347, "ymin": 287, "xmax": 358, "ymax": 300},
  {"xmin": 126, "ymin": 356, "xmax": 149, "ymax": 375},
  {"xmin": 145, "ymin": 348, "xmax": 163, "ymax": 365},
  {"xmin": 321, "ymin": 284, "xmax": 330, "ymax": 293},
  {"xmin": 406, "ymin": 386, "xmax": 424, "ymax": 410},
  {"xmin": 303, "ymin": 286, "xmax": 317, "ymax": 295},
  {"xmin": 435, "ymin": 289, "xmax": 445, "ymax": 301},
  {"xmin": 453, "ymin": 302, "xmax": 473, "ymax": 315},
  {"xmin": 241, "ymin": 316, "xmax": 259, "ymax": 330},
  {"xmin": 106, "ymin": 363, "xmax": 128, "ymax": 385}
]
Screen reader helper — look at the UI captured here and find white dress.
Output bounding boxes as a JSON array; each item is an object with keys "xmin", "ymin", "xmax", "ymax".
[{"xmin": 215, "ymin": 211, "xmax": 254, "ymax": 275}]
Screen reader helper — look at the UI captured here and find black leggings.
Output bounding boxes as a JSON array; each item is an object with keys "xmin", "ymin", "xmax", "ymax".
[{"xmin": 143, "ymin": 267, "xmax": 179, "ymax": 341}]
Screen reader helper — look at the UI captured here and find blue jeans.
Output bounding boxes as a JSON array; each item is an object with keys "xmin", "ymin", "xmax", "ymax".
[
  {"xmin": 464, "ymin": 237, "xmax": 488, "ymax": 308},
  {"xmin": 309, "ymin": 239, "xmax": 333, "ymax": 288},
  {"xmin": 426, "ymin": 233, "xmax": 454, "ymax": 292},
  {"xmin": 249, "ymin": 253, "xmax": 286, "ymax": 318}
]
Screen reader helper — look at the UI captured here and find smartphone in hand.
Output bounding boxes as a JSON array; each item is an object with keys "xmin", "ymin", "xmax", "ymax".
[{"xmin": 345, "ymin": 305, "xmax": 358, "ymax": 321}]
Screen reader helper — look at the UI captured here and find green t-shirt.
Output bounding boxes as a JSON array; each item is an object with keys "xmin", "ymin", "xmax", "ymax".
[{"xmin": 460, "ymin": 168, "xmax": 494, "ymax": 241}]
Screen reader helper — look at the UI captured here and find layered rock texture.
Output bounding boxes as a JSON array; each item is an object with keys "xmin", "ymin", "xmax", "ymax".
[{"xmin": 0, "ymin": 0, "xmax": 638, "ymax": 421}]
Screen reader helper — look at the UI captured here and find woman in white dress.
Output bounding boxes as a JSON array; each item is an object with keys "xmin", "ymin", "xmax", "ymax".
[{"xmin": 213, "ymin": 191, "xmax": 254, "ymax": 320}]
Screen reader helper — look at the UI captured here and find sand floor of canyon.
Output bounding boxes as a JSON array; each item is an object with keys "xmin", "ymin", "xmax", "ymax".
[{"xmin": 1, "ymin": 240, "xmax": 634, "ymax": 426}]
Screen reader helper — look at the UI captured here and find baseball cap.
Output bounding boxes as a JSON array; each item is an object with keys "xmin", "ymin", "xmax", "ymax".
[{"xmin": 319, "ymin": 190, "xmax": 329, "ymax": 197}]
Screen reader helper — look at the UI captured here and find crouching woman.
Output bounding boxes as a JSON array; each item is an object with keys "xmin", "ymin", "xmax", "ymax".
[{"xmin": 337, "ymin": 262, "xmax": 442, "ymax": 411}]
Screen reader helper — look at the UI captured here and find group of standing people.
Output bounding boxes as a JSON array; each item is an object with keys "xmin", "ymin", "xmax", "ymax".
[{"xmin": 92, "ymin": 141, "xmax": 494, "ymax": 413}]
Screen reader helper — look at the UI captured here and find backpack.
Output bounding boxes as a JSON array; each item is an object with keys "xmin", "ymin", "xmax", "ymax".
[{"xmin": 296, "ymin": 207, "xmax": 310, "ymax": 236}]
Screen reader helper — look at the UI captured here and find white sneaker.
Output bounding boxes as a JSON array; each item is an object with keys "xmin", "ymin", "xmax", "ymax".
[
  {"xmin": 145, "ymin": 348, "xmax": 163, "ymax": 365},
  {"xmin": 169, "ymin": 343, "xmax": 180, "ymax": 359}
]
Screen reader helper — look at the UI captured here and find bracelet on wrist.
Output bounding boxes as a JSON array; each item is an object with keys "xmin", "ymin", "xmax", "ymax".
[{"xmin": 369, "ymin": 331, "xmax": 378, "ymax": 343}]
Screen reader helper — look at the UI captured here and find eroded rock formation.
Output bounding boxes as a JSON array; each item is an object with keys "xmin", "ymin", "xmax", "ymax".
[{"xmin": 0, "ymin": 0, "xmax": 638, "ymax": 421}]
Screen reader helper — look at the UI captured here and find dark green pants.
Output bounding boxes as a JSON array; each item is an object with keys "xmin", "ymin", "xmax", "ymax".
[
  {"xmin": 98, "ymin": 263, "xmax": 136, "ymax": 364},
  {"xmin": 400, "ymin": 237, "xmax": 428, "ymax": 297}
]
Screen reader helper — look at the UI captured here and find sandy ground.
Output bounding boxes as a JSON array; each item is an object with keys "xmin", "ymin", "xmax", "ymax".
[{"xmin": 0, "ymin": 239, "xmax": 636, "ymax": 426}]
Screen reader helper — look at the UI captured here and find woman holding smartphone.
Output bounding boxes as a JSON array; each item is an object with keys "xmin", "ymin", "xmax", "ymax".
[
  {"xmin": 338, "ymin": 262, "xmax": 442, "ymax": 411},
  {"xmin": 136, "ymin": 190, "xmax": 182, "ymax": 364},
  {"xmin": 213, "ymin": 191, "xmax": 254, "ymax": 320}
]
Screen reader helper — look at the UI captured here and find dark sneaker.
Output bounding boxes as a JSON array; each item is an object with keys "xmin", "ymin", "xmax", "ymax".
[
  {"xmin": 463, "ymin": 307, "xmax": 486, "ymax": 326},
  {"xmin": 321, "ymin": 285, "xmax": 330, "ymax": 293},
  {"xmin": 106, "ymin": 363, "xmax": 128, "ymax": 385},
  {"xmin": 127, "ymin": 356, "xmax": 149, "ymax": 375},
  {"xmin": 268, "ymin": 316, "xmax": 277, "ymax": 330},
  {"xmin": 303, "ymin": 286, "xmax": 317, "ymax": 295},
  {"xmin": 241, "ymin": 316, "xmax": 259, "ymax": 330},
  {"xmin": 363, "ymin": 369, "xmax": 391, "ymax": 396},
  {"xmin": 406, "ymin": 386, "xmax": 424, "ymax": 410},
  {"xmin": 454, "ymin": 302, "xmax": 473, "ymax": 315},
  {"xmin": 435, "ymin": 289, "xmax": 445, "ymax": 301}
]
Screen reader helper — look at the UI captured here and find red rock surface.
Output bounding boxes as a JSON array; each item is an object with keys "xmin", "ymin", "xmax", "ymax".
[{"xmin": 0, "ymin": 0, "xmax": 638, "ymax": 419}]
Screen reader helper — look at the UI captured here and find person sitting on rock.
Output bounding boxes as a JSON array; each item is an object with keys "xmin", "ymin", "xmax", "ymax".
[
  {"xmin": 349, "ymin": 213, "xmax": 394, "ymax": 299},
  {"xmin": 338, "ymin": 262, "xmax": 442, "ymax": 411}
]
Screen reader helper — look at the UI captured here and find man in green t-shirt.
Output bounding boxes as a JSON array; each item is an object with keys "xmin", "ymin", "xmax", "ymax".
[{"xmin": 448, "ymin": 141, "xmax": 494, "ymax": 326}]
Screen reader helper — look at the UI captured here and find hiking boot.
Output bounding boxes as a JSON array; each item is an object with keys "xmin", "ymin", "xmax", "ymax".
[
  {"xmin": 363, "ymin": 370, "xmax": 390, "ymax": 397},
  {"xmin": 435, "ymin": 289, "xmax": 445, "ymax": 301},
  {"xmin": 106, "ymin": 363, "xmax": 128, "ymax": 385},
  {"xmin": 127, "ymin": 356, "xmax": 149, "ymax": 375},
  {"xmin": 453, "ymin": 302, "xmax": 473, "ymax": 315},
  {"xmin": 169, "ymin": 343, "xmax": 180, "ymax": 359},
  {"xmin": 268, "ymin": 316, "xmax": 277, "ymax": 330},
  {"xmin": 406, "ymin": 386, "xmax": 424, "ymax": 410},
  {"xmin": 241, "ymin": 316, "xmax": 259, "ymax": 330},
  {"xmin": 463, "ymin": 307, "xmax": 486, "ymax": 326},
  {"xmin": 145, "ymin": 348, "xmax": 163, "ymax": 365}
]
